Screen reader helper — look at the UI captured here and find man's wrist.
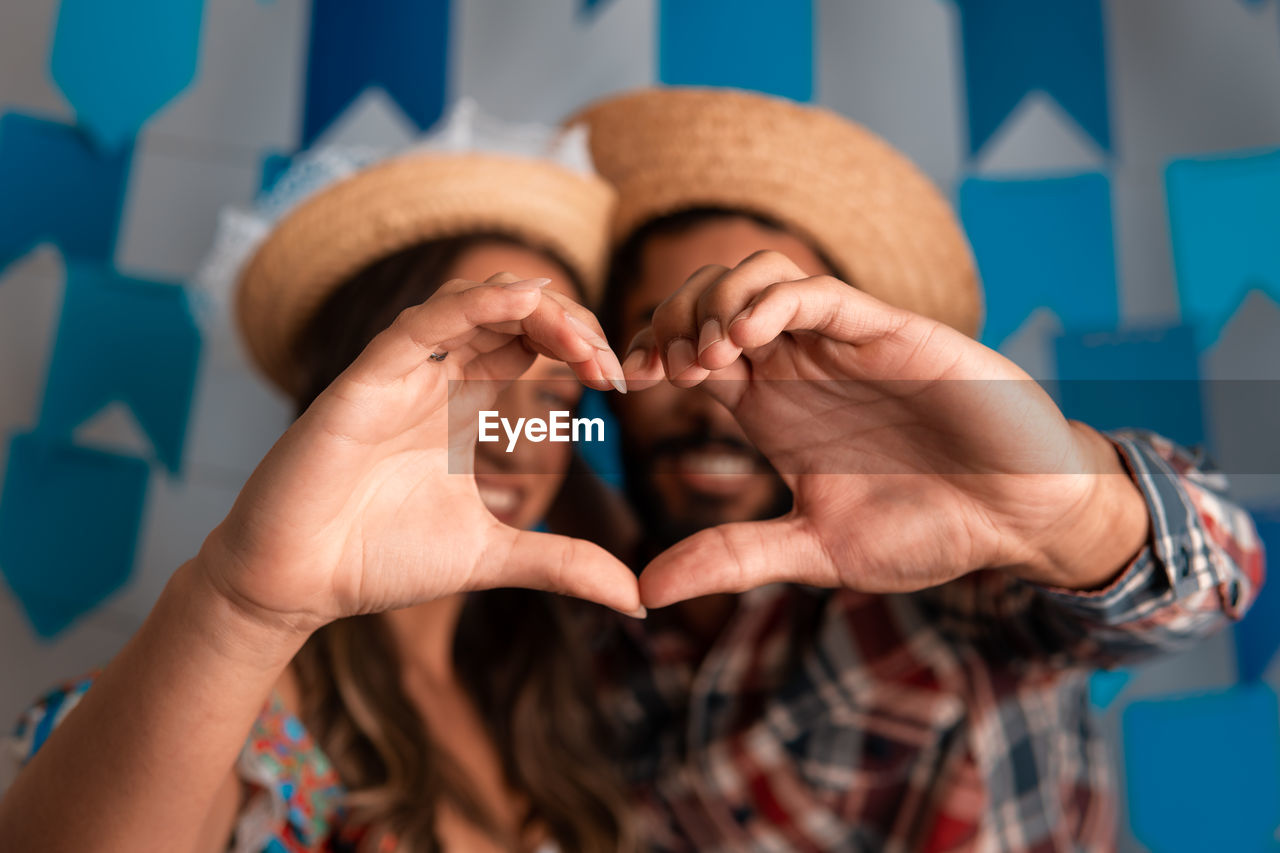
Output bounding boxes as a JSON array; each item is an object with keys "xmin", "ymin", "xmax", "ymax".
[{"xmin": 1014, "ymin": 423, "xmax": 1152, "ymax": 592}]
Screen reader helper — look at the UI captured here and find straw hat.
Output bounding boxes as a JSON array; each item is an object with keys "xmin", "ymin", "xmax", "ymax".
[
  {"xmin": 569, "ymin": 87, "xmax": 983, "ymax": 337},
  {"xmin": 233, "ymin": 151, "xmax": 615, "ymax": 397}
]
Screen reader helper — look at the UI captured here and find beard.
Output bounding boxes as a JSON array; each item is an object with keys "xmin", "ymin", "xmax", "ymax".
[{"xmin": 617, "ymin": 422, "xmax": 793, "ymax": 565}]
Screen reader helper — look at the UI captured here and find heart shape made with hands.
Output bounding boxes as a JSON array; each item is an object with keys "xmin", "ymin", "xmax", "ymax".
[{"xmin": 213, "ymin": 260, "xmax": 1143, "ymax": 633}]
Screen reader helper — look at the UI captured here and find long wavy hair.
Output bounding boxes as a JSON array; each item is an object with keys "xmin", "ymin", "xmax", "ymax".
[{"xmin": 287, "ymin": 235, "xmax": 634, "ymax": 852}]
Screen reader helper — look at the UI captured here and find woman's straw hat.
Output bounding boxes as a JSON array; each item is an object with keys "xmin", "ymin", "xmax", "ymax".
[
  {"xmin": 234, "ymin": 151, "xmax": 615, "ymax": 397},
  {"xmin": 569, "ymin": 87, "xmax": 983, "ymax": 337}
]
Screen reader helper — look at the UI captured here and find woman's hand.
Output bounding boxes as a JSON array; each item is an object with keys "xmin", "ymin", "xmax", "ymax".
[{"xmin": 199, "ymin": 274, "xmax": 641, "ymax": 636}]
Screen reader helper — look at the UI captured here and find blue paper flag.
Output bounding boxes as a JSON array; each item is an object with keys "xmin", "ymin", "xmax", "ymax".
[
  {"xmin": 659, "ymin": 0, "xmax": 813, "ymax": 102},
  {"xmin": 1166, "ymin": 148, "xmax": 1280, "ymax": 350},
  {"xmin": 1053, "ymin": 323, "xmax": 1206, "ymax": 447},
  {"xmin": 39, "ymin": 264, "xmax": 201, "ymax": 474},
  {"xmin": 50, "ymin": 0, "xmax": 205, "ymax": 151},
  {"xmin": 1123, "ymin": 684, "xmax": 1280, "ymax": 853},
  {"xmin": 0, "ymin": 432, "xmax": 149, "ymax": 638},
  {"xmin": 951, "ymin": 0, "xmax": 1111, "ymax": 157},
  {"xmin": 259, "ymin": 151, "xmax": 295, "ymax": 194},
  {"xmin": 303, "ymin": 0, "xmax": 452, "ymax": 147},
  {"xmin": 0, "ymin": 114, "xmax": 133, "ymax": 277},
  {"xmin": 1234, "ymin": 511, "xmax": 1280, "ymax": 682},
  {"xmin": 959, "ymin": 173, "xmax": 1118, "ymax": 350},
  {"xmin": 1088, "ymin": 669, "xmax": 1131, "ymax": 710},
  {"xmin": 575, "ymin": 390, "xmax": 623, "ymax": 489}
]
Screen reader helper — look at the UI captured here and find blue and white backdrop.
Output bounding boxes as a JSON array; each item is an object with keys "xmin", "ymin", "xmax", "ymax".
[{"xmin": 1, "ymin": 2, "xmax": 1279, "ymax": 847}]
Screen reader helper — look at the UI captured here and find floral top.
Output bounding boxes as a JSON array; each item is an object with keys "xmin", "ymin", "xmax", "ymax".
[{"xmin": 9, "ymin": 674, "xmax": 353, "ymax": 852}]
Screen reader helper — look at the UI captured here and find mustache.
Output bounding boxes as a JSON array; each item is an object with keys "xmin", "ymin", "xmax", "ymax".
[{"xmin": 645, "ymin": 426, "xmax": 761, "ymax": 462}]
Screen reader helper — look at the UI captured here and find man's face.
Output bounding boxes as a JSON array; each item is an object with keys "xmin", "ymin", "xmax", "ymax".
[{"xmin": 610, "ymin": 215, "xmax": 833, "ymax": 549}]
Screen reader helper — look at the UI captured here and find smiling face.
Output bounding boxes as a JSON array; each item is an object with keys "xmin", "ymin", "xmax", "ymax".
[
  {"xmin": 446, "ymin": 241, "xmax": 586, "ymax": 530},
  {"xmin": 609, "ymin": 214, "xmax": 832, "ymax": 549}
]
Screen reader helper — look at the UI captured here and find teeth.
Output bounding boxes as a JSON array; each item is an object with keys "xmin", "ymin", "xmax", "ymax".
[
  {"xmin": 681, "ymin": 452, "xmax": 754, "ymax": 476},
  {"xmin": 478, "ymin": 485, "xmax": 519, "ymax": 513}
]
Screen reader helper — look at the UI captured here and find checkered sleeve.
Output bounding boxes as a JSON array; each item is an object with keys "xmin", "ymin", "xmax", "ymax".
[{"xmin": 919, "ymin": 429, "xmax": 1265, "ymax": 670}]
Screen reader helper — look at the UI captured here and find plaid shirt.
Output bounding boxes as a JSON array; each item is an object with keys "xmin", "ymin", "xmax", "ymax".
[{"xmin": 591, "ymin": 431, "xmax": 1265, "ymax": 852}]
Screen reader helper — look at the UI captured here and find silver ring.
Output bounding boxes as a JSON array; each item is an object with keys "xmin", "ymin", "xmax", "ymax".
[{"xmin": 428, "ymin": 351, "xmax": 448, "ymax": 362}]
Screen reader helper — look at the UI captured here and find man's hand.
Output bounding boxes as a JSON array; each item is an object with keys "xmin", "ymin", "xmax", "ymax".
[{"xmin": 623, "ymin": 251, "xmax": 1151, "ymax": 608}]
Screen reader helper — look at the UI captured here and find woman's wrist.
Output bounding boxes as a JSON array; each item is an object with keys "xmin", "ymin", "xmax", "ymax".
[{"xmin": 175, "ymin": 546, "xmax": 315, "ymax": 672}]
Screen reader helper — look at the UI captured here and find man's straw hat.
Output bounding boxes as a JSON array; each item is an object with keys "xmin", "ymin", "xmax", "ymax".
[
  {"xmin": 569, "ymin": 87, "xmax": 983, "ymax": 337},
  {"xmin": 233, "ymin": 151, "xmax": 615, "ymax": 397}
]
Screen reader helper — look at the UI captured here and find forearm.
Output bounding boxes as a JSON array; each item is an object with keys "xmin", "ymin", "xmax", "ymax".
[{"xmin": 0, "ymin": 554, "xmax": 309, "ymax": 853}]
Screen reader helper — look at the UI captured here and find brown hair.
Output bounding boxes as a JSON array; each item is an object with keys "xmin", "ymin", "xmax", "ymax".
[{"xmin": 288, "ymin": 235, "xmax": 635, "ymax": 852}]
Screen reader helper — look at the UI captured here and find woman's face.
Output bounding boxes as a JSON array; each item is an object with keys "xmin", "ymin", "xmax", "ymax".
[{"xmin": 447, "ymin": 241, "xmax": 585, "ymax": 529}]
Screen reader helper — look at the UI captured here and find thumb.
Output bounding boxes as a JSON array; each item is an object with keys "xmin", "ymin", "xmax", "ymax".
[
  {"xmin": 637, "ymin": 516, "xmax": 835, "ymax": 608},
  {"xmin": 478, "ymin": 527, "xmax": 645, "ymax": 617}
]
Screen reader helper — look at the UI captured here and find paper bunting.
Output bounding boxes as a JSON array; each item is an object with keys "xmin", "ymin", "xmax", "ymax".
[
  {"xmin": 0, "ymin": 432, "xmax": 149, "ymax": 638},
  {"xmin": 1053, "ymin": 323, "xmax": 1205, "ymax": 447},
  {"xmin": 659, "ymin": 0, "xmax": 813, "ymax": 102},
  {"xmin": 1167, "ymin": 148, "xmax": 1280, "ymax": 350},
  {"xmin": 1233, "ymin": 511, "xmax": 1280, "ymax": 681},
  {"xmin": 959, "ymin": 172, "xmax": 1118, "ymax": 350},
  {"xmin": 0, "ymin": 113, "xmax": 132, "ymax": 277},
  {"xmin": 50, "ymin": 0, "xmax": 205, "ymax": 151},
  {"xmin": 1088, "ymin": 669, "xmax": 1131, "ymax": 710},
  {"xmin": 39, "ymin": 264, "xmax": 201, "ymax": 475},
  {"xmin": 951, "ymin": 0, "xmax": 1111, "ymax": 157},
  {"xmin": 302, "ymin": 0, "xmax": 451, "ymax": 147},
  {"xmin": 1124, "ymin": 684, "xmax": 1280, "ymax": 852}
]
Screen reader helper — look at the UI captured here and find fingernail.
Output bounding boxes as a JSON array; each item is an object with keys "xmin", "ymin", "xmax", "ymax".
[
  {"xmin": 622, "ymin": 347, "xmax": 650, "ymax": 374},
  {"xmin": 565, "ymin": 312, "xmax": 611, "ymax": 351},
  {"xmin": 730, "ymin": 303, "xmax": 755, "ymax": 326},
  {"xmin": 666, "ymin": 337, "xmax": 697, "ymax": 376},
  {"xmin": 506, "ymin": 277, "xmax": 552, "ymax": 292},
  {"xmin": 618, "ymin": 606, "xmax": 647, "ymax": 619},
  {"xmin": 697, "ymin": 318, "xmax": 723, "ymax": 356},
  {"xmin": 596, "ymin": 348, "xmax": 628, "ymax": 394}
]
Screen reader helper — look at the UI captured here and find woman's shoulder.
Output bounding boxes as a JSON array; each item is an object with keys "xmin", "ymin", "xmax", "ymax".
[
  {"xmin": 233, "ymin": 677, "xmax": 349, "ymax": 853},
  {"xmin": 9, "ymin": 667, "xmax": 353, "ymax": 853}
]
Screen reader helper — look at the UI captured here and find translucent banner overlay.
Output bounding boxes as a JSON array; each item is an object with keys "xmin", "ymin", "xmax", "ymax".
[{"xmin": 446, "ymin": 379, "xmax": 1280, "ymax": 477}]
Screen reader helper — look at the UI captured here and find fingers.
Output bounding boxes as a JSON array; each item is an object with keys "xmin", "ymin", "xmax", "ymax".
[
  {"xmin": 353, "ymin": 277, "xmax": 626, "ymax": 394},
  {"xmin": 725, "ymin": 275, "xmax": 909, "ymax": 351},
  {"xmin": 479, "ymin": 527, "xmax": 645, "ymax": 617},
  {"xmin": 651, "ymin": 264, "xmax": 725, "ymax": 387},
  {"xmin": 352, "ymin": 278, "xmax": 551, "ymax": 387},
  {"xmin": 620, "ymin": 327, "xmax": 665, "ymax": 390},
  {"xmin": 636, "ymin": 517, "xmax": 836, "ymax": 608}
]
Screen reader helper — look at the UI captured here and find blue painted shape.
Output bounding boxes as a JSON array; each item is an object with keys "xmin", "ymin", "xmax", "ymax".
[
  {"xmin": 259, "ymin": 152, "xmax": 294, "ymax": 194},
  {"xmin": 1166, "ymin": 148, "xmax": 1280, "ymax": 350},
  {"xmin": 952, "ymin": 0, "xmax": 1111, "ymax": 157},
  {"xmin": 659, "ymin": 0, "xmax": 813, "ymax": 102},
  {"xmin": 0, "ymin": 433, "xmax": 149, "ymax": 638},
  {"xmin": 1054, "ymin": 324, "xmax": 1206, "ymax": 446},
  {"xmin": 40, "ymin": 264, "xmax": 201, "ymax": 474},
  {"xmin": 959, "ymin": 173, "xmax": 1118, "ymax": 350},
  {"xmin": 1235, "ymin": 511, "xmax": 1280, "ymax": 681},
  {"xmin": 0, "ymin": 114, "xmax": 133, "ymax": 276},
  {"xmin": 1123, "ymin": 683, "xmax": 1280, "ymax": 852},
  {"xmin": 303, "ymin": 0, "xmax": 451, "ymax": 147},
  {"xmin": 50, "ymin": 0, "xmax": 204, "ymax": 151},
  {"xmin": 575, "ymin": 389, "xmax": 623, "ymax": 489},
  {"xmin": 581, "ymin": 0, "xmax": 614, "ymax": 15},
  {"xmin": 1088, "ymin": 669, "xmax": 1130, "ymax": 710}
]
